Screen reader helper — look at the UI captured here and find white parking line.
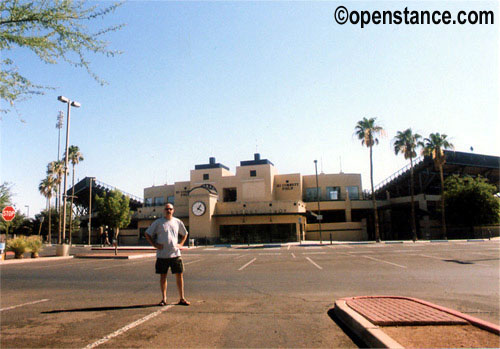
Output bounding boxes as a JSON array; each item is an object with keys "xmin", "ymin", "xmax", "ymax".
[
  {"xmin": 305, "ymin": 257, "xmax": 322, "ymax": 270},
  {"xmin": 184, "ymin": 259, "xmax": 204, "ymax": 266},
  {"xmin": 362, "ymin": 256, "xmax": 407, "ymax": 269},
  {"xmin": 327, "ymin": 245, "xmax": 353, "ymax": 249},
  {"xmin": 205, "ymin": 248, "xmax": 220, "ymax": 251},
  {"xmin": 83, "ymin": 305, "xmax": 174, "ymax": 348},
  {"xmin": 287, "ymin": 245, "xmax": 291, "ymax": 250},
  {"xmin": 291, "ymin": 253, "xmax": 296, "ymax": 258},
  {"xmin": 234, "ymin": 254, "xmax": 249, "ymax": 260},
  {"xmin": 23, "ymin": 259, "xmax": 100, "ymax": 270},
  {"xmin": 418, "ymin": 254, "xmax": 490, "ymax": 266},
  {"xmin": 418, "ymin": 254, "xmax": 445, "ymax": 260},
  {"xmin": 0, "ymin": 299, "xmax": 49, "ymax": 312},
  {"xmin": 238, "ymin": 258, "xmax": 256, "ymax": 271},
  {"xmin": 94, "ymin": 259, "xmax": 151, "ymax": 271}
]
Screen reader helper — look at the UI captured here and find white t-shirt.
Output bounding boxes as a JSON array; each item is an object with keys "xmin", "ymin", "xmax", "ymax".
[{"xmin": 145, "ymin": 217, "xmax": 188, "ymax": 258}]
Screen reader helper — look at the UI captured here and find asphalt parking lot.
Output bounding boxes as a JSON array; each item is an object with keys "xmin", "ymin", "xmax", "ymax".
[{"xmin": 1, "ymin": 240, "xmax": 499, "ymax": 348}]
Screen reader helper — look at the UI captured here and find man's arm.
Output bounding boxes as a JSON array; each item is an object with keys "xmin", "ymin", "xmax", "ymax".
[
  {"xmin": 144, "ymin": 223, "xmax": 163, "ymax": 250},
  {"xmin": 145, "ymin": 229, "xmax": 163, "ymax": 250},
  {"xmin": 178, "ymin": 233, "xmax": 188, "ymax": 247}
]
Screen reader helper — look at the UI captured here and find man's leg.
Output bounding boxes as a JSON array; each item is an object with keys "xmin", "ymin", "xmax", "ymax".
[
  {"xmin": 175, "ymin": 273, "xmax": 190, "ymax": 305},
  {"xmin": 160, "ymin": 273, "xmax": 167, "ymax": 303}
]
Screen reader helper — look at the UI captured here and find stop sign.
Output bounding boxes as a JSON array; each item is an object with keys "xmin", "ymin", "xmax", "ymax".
[{"xmin": 2, "ymin": 206, "xmax": 15, "ymax": 221}]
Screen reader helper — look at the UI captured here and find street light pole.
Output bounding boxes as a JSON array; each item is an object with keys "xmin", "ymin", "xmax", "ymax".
[
  {"xmin": 58, "ymin": 96, "xmax": 81, "ymax": 244},
  {"xmin": 88, "ymin": 177, "xmax": 94, "ymax": 246},
  {"xmin": 56, "ymin": 111, "xmax": 64, "ymax": 213},
  {"xmin": 314, "ymin": 160, "xmax": 322, "ymax": 244},
  {"xmin": 24, "ymin": 205, "xmax": 29, "ymax": 218}
]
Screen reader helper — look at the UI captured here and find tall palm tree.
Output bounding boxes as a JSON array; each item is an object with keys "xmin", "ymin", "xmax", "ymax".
[
  {"xmin": 393, "ymin": 128, "xmax": 422, "ymax": 242},
  {"xmin": 355, "ymin": 117, "xmax": 385, "ymax": 242},
  {"xmin": 66, "ymin": 145, "xmax": 84, "ymax": 244},
  {"xmin": 422, "ymin": 133, "xmax": 454, "ymax": 239},
  {"xmin": 48, "ymin": 160, "xmax": 65, "ymax": 243},
  {"xmin": 39, "ymin": 176, "xmax": 55, "ymax": 244}
]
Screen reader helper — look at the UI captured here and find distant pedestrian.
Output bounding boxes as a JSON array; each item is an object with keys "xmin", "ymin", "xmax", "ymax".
[
  {"xmin": 145, "ymin": 203, "xmax": 190, "ymax": 306},
  {"xmin": 103, "ymin": 229, "xmax": 110, "ymax": 246},
  {"xmin": 100, "ymin": 227, "xmax": 106, "ymax": 246}
]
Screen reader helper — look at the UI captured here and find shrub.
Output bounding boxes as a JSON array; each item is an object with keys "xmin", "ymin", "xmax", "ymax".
[
  {"xmin": 27, "ymin": 236, "xmax": 43, "ymax": 257},
  {"xmin": 6, "ymin": 236, "xmax": 29, "ymax": 259}
]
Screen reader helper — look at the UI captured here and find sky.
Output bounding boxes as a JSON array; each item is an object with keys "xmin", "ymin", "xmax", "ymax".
[{"xmin": 1, "ymin": 0, "xmax": 499, "ymax": 218}]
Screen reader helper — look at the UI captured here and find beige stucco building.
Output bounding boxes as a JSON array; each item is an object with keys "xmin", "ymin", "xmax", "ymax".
[{"xmin": 136, "ymin": 154, "xmax": 369, "ymax": 243}]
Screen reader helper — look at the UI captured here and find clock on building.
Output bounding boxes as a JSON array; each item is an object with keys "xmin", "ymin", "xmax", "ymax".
[{"xmin": 192, "ymin": 201, "xmax": 206, "ymax": 216}]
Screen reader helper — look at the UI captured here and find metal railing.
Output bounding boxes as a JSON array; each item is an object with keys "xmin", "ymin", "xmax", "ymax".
[
  {"xmin": 94, "ymin": 179, "xmax": 143, "ymax": 203},
  {"xmin": 373, "ymin": 155, "xmax": 424, "ymax": 193}
]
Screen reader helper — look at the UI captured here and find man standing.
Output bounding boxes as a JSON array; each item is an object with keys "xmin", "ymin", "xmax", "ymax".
[{"xmin": 145, "ymin": 203, "xmax": 190, "ymax": 306}]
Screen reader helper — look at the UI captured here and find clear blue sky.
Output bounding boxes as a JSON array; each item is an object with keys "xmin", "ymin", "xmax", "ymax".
[{"xmin": 2, "ymin": 1, "xmax": 498, "ymax": 217}]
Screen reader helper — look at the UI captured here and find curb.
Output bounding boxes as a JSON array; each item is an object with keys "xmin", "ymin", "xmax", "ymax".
[
  {"xmin": 334, "ymin": 299, "xmax": 404, "ymax": 348},
  {"xmin": 334, "ymin": 296, "xmax": 500, "ymax": 348},
  {"xmin": 402, "ymin": 296, "xmax": 500, "ymax": 335},
  {"xmin": 0, "ymin": 256, "xmax": 74, "ymax": 265}
]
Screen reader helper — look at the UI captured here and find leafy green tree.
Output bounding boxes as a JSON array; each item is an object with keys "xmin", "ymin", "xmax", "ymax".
[
  {"xmin": 95, "ymin": 189, "xmax": 131, "ymax": 242},
  {"xmin": 0, "ymin": 0, "xmax": 124, "ymax": 113},
  {"xmin": 0, "ymin": 182, "xmax": 13, "ymax": 209},
  {"xmin": 445, "ymin": 175, "xmax": 499, "ymax": 229},
  {"xmin": 422, "ymin": 133, "xmax": 454, "ymax": 239},
  {"xmin": 393, "ymin": 128, "xmax": 422, "ymax": 242},
  {"xmin": 11, "ymin": 213, "xmax": 34, "ymax": 235},
  {"xmin": 0, "ymin": 182, "xmax": 14, "ymax": 234},
  {"xmin": 66, "ymin": 145, "xmax": 84, "ymax": 244},
  {"xmin": 355, "ymin": 117, "xmax": 385, "ymax": 242}
]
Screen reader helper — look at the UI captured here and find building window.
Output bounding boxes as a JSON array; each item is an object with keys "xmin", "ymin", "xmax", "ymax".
[
  {"xmin": 250, "ymin": 170, "xmax": 256, "ymax": 177},
  {"xmin": 347, "ymin": 186, "xmax": 359, "ymax": 200},
  {"xmin": 167, "ymin": 195, "xmax": 175, "ymax": 204},
  {"xmin": 326, "ymin": 187, "xmax": 341, "ymax": 200},
  {"xmin": 305, "ymin": 187, "xmax": 321, "ymax": 202},
  {"xmin": 154, "ymin": 197, "xmax": 164, "ymax": 206},
  {"xmin": 144, "ymin": 198, "xmax": 153, "ymax": 207},
  {"xmin": 203, "ymin": 173, "xmax": 209, "ymax": 180},
  {"xmin": 223, "ymin": 188, "xmax": 237, "ymax": 202}
]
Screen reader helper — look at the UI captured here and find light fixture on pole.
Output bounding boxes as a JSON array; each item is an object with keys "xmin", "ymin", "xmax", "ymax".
[
  {"xmin": 314, "ymin": 160, "xmax": 322, "ymax": 244},
  {"xmin": 24, "ymin": 205, "xmax": 29, "ymax": 218},
  {"xmin": 57, "ymin": 96, "xmax": 81, "ymax": 244}
]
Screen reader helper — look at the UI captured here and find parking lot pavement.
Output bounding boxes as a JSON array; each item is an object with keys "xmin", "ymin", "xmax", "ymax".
[{"xmin": 1, "ymin": 240, "xmax": 498, "ymax": 348}]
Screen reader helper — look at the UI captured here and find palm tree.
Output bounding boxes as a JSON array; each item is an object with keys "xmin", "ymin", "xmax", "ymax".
[
  {"xmin": 66, "ymin": 145, "xmax": 84, "ymax": 244},
  {"xmin": 393, "ymin": 128, "xmax": 422, "ymax": 242},
  {"xmin": 355, "ymin": 117, "xmax": 385, "ymax": 242},
  {"xmin": 422, "ymin": 133, "xmax": 454, "ymax": 239},
  {"xmin": 39, "ymin": 176, "xmax": 55, "ymax": 243},
  {"xmin": 47, "ymin": 160, "xmax": 65, "ymax": 243}
]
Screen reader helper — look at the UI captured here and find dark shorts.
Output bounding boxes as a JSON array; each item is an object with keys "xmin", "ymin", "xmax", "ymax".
[{"xmin": 155, "ymin": 257, "xmax": 184, "ymax": 274}]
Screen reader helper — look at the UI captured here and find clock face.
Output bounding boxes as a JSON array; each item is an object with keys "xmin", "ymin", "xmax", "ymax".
[{"xmin": 192, "ymin": 201, "xmax": 206, "ymax": 216}]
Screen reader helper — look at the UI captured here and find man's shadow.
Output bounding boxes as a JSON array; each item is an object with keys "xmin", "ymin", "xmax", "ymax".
[{"xmin": 42, "ymin": 304, "xmax": 159, "ymax": 314}]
